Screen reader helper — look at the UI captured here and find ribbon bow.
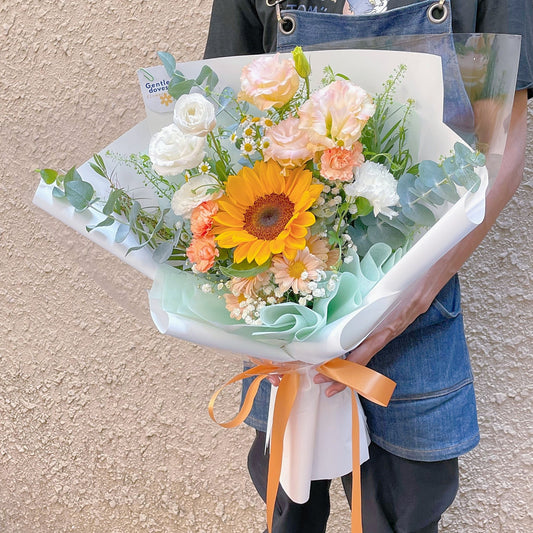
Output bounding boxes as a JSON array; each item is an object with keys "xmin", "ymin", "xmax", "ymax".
[{"xmin": 209, "ymin": 358, "xmax": 396, "ymax": 533}]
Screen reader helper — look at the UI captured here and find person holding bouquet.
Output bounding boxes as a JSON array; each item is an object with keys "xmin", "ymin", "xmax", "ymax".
[{"xmin": 204, "ymin": 1, "xmax": 532, "ymax": 532}]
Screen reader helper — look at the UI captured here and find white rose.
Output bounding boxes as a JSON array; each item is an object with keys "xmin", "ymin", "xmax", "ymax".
[
  {"xmin": 173, "ymin": 93, "xmax": 216, "ymax": 137},
  {"xmin": 344, "ymin": 161, "xmax": 400, "ymax": 218},
  {"xmin": 149, "ymin": 123, "xmax": 205, "ymax": 177},
  {"xmin": 171, "ymin": 174, "xmax": 222, "ymax": 218}
]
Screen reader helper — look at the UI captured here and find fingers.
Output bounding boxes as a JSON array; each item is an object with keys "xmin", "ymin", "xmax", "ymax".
[
  {"xmin": 313, "ymin": 373, "xmax": 333, "ymax": 384},
  {"xmin": 267, "ymin": 374, "xmax": 281, "ymax": 386},
  {"xmin": 325, "ymin": 382, "xmax": 347, "ymax": 397}
]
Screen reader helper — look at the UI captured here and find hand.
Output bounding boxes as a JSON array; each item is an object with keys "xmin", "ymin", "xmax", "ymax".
[
  {"xmin": 314, "ymin": 89, "xmax": 528, "ymax": 398},
  {"xmin": 313, "ymin": 269, "xmax": 447, "ymax": 397}
]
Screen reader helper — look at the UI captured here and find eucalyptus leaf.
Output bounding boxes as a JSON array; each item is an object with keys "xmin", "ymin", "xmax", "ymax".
[
  {"xmin": 402, "ymin": 203, "xmax": 436, "ymax": 226},
  {"xmin": 157, "ymin": 51, "xmax": 177, "ymax": 77},
  {"xmin": 65, "ymin": 179, "xmax": 94, "ymax": 211},
  {"xmin": 114, "ymin": 223, "xmax": 130, "ymax": 243},
  {"xmin": 86, "ymin": 217, "xmax": 115, "ymax": 232},
  {"xmin": 63, "ymin": 166, "xmax": 81, "ymax": 183},
  {"xmin": 103, "ymin": 189, "xmax": 122, "ymax": 216},
  {"xmin": 168, "ymin": 79, "xmax": 195, "ymax": 99},
  {"xmin": 128, "ymin": 201, "xmax": 141, "ymax": 226},
  {"xmin": 125, "ymin": 241, "xmax": 150, "ymax": 256},
  {"xmin": 39, "ymin": 169, "xmax": 58, "ymax": 185},
  {"xmin": 196, "ymin": 65, "xmax": 219, "ymax": 91},
  {"xmin": 367, "ymin": 222, "xmax": 407, "ymax": 250},
  {"xmin": 152, "ymin": 241, "xmax": 175, "ymax": 263},
  {"xmin": 52, "ymin": 186, "xmax": 65, "ymax": 198},
  {"xmin": 219, "ymin": 87, "xmax": 235, "ymax": 110}
]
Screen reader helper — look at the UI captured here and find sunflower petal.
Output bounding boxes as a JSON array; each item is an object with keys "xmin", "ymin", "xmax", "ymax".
[
  {"xmin": 289, "ymin": 224, "xmax": 309, "ymax": 238},
  {"xmin": 216, "ymin": 230, "xmax": 255, "ymax": 247},
  {"xmin": 234, "ymin": 241, "xmax": 254, "ymax": 263},
  {"xmin": 254, "ymin": 242, "xmax": 273, "ymax": 265},
  {"xmin": 292, "ymin": 211, "xmax": 316, "ymax": 228},
  {"xmin": 213, "ymin": 211, "xmax": 243, "ymax": 228},
  {"xmin": 246, "ymin": 239, "xmax": 266, "ymax": 263},
  {"xmin": 217, "ymin": 199, "xmax": 245, "ymax": 221}
]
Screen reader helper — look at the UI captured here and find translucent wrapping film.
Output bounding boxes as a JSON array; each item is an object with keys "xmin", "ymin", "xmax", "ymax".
[{"xmin": 33, "ymin": 39, "xmax": 521, "ymax": 504}]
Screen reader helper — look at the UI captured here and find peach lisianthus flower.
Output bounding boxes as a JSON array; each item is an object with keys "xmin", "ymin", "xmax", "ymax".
[
  {"xmin": 270, "ymin": 248, "xmax": 323, "ymax": 295},
  {"xmin": 263, "ymin": 117, "xmax": 315, "ymax": 169},
  {"xmin": 320, "ymin": 143, "xmax": 364, "ymax": 182},
  {"xmin": 190, "ymin": 200, "xmax": 219, "ymax": 238},
  {"xmin": 229, "ymin": 271, "xmax": 271, "ymax": 299},
  {"xmin": 238, "ymin": 54, "xmax": 300, "ymax": 111},
  {"xmin": 186, "ymin": 235, "xmax": 219, "ymax": 273},
  {"xmin": 298, "ymin": 80, "xmax": 375, "ymax": 151}
]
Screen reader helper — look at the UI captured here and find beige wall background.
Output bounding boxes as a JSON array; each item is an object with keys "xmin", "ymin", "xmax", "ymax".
[{"xmin": 1, "ymin": 1, "xmax": 531, "ymax": 531}]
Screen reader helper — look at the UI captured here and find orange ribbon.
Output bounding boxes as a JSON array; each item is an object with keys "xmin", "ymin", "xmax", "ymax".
[{"xmin": 208, "ymin": 359, "xmax": 396, "ymax": 533}]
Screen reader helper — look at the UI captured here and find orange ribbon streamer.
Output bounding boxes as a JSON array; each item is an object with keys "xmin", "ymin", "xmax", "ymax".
[{"xmin": 208, "ymin": 359, "xmax": 396, "ymax": 533}]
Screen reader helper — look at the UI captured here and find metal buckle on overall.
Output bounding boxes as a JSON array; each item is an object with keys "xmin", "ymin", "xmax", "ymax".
[
  {"xmin": 427, "ymin": 0, "xmax": 448, "ymax": 24},
  {"xmin": 266, "ymin": 0, "xmax": 296, "ymax": 35}
]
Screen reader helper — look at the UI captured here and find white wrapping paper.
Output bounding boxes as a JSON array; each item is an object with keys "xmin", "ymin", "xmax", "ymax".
[{"xmin": 33, "ymin": 50, "xmax": 488, "ymax": 505}]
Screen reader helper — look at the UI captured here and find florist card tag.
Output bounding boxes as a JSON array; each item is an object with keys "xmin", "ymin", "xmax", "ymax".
[{"xmin": 137, "ymin": 65, "xmax": 174, "ymax": 134}]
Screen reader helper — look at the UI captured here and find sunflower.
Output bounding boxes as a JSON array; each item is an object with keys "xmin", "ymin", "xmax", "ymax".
[{"xmin": 213, "ymin": 160, "xmax": 323, "ymax": 265}]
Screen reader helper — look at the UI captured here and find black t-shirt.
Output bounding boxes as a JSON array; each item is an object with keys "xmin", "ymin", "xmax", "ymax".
[{"xmin": 204, "ymin": 0, "xmax": 533, "ymax": 97}]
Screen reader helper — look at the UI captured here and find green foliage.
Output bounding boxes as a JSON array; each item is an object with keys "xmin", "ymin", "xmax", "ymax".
[
  {"xmin": 361, "ymin": 65, "xmax": 415, "ymax": 177},
  {"xmin": 38, "ymin": 169, "xmax": 58, "ymax": 184},
  {"xmin": 157, "ymin": 51, "xmax": 177, "ymax": 78},
  {"xmin": 350, "ymin": 142, "xmax": 485, "ymax": 255},
  {"xmin": 219, "ymin": 259, "xmax": 271, "ymax": 279},
  {"xmin": 38, "ymin": 154, "xmax": 186, "ymax": 263}
]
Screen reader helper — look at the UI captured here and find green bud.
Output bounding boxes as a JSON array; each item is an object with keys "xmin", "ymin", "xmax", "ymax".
[{"xmin": 292, "ymin": 46, "xmax": 311, "ymax": 79}]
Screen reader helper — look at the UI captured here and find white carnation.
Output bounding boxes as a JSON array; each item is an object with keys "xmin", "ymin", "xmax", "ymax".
[
  {"xmin": 173, "ymin": 93, "xmax": 216, "ymax": 137},
  {"xmin": 171, "ymin": 174, "xmax": 222, "ymax": 218},
  {"xmin": 344, "ymin": 161, "xmax": 400, "ymax": 218},
  {"xmin": 149, "ymin": 123, "xmax": 205, "ymax": 177}
]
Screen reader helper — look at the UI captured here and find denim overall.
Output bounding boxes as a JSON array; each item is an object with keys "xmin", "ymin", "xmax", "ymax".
[{"xmin": 244, "ymin": 0, "xmax": 479, "ymax": 462}]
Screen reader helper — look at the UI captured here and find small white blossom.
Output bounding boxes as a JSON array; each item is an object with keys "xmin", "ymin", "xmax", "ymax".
[
  {"xmin": 274, "ymin": 287, "xmax": 285, "ymax": 298},
  {"xmin": 241, "ymin": 139, "xmax": 256, "ymax": 155},
  {"xmin": 343, "ymin": 255, "xmax": 354, "ymax": 264},
  {"xmin": 298, "ymin": 297, "xmax": 308, "ymax": 306},
  {"xmin": 198, "ymin": 161, "xmax": 211, "ymax": 174}
]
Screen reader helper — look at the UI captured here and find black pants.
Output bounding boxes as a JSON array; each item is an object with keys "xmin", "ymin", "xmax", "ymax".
[{"xmin": 248, "ymin": 430, "xmax": 459, "ymax": 533}]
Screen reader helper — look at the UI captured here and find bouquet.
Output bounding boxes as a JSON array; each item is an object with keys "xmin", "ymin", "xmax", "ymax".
[{"xmin": 34, "ymin": 47, "xmax": 489, "ymax": 533}]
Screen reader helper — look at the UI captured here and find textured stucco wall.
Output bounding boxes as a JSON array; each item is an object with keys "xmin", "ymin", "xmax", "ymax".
[{"xmin": 1, "ymin": 1, "xmax": 531, "ymax": 531}]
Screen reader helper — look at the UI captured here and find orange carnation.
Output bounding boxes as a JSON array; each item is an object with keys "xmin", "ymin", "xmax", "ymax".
[
  {"xmin": 190, "ymin": 200, "xmax": 219, "ymax": 237},
  {"xmin": 186, "ymin": 235, "xmax": 219, "ymax": 273}
]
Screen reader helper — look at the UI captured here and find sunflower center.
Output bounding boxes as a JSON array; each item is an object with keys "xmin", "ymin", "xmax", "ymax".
[
  {"xmin": 288, "ymin": 260, "xmax": 306, "ymax": 279},
  {"xmin": 243, "ymin": 193, "xmax": 295, "ymax": 241}
]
